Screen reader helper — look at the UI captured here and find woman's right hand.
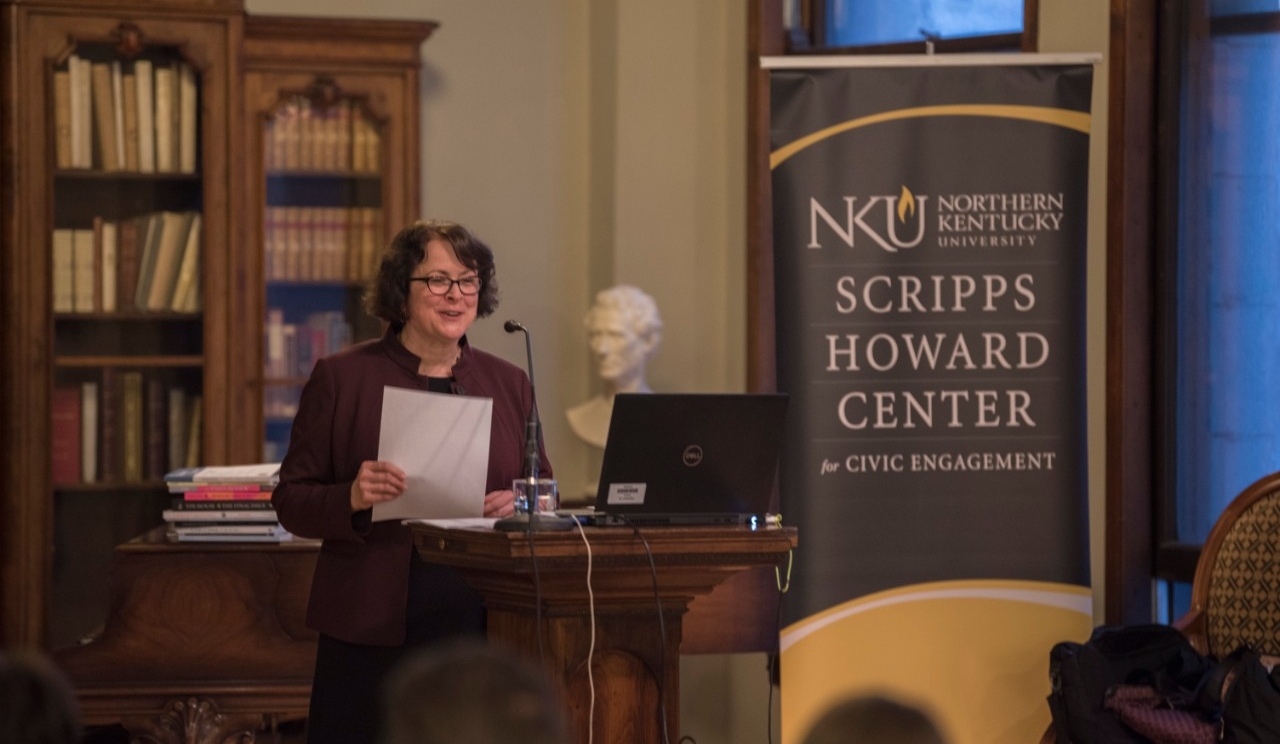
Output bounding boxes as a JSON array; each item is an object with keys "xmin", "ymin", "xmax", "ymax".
[{"xmin": 350, "ymin": 460, "xmax": 407, "ymax": 512}]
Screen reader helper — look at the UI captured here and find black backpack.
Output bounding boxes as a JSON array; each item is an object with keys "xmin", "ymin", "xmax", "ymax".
[
  {"xmin": 1198, "ymin": 645, "xmax": 1280, "ymax": 744},
  {"xmin": 1047, "ymin": 624, "xmax": 1214, "ymax": 744}
]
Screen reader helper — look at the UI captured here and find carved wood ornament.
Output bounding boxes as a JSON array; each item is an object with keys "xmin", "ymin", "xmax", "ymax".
[{"xmin": 129, "ymin": 697, "xmax": 259, "ymax": 744}]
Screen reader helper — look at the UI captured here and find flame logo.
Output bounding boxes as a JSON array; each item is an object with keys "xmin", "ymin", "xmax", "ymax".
[{"xmin": 897, "ymin": 186, "xmax": 916, "ymax": 223}]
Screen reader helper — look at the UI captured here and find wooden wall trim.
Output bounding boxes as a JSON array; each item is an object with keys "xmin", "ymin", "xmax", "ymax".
[
  {"xmin": 746, "ymin": 0, "xmax": 783, "ymax": 394},
  {"xmin": 1105, "ymin": 0, "xmax": 1158, "ymax": 624}
]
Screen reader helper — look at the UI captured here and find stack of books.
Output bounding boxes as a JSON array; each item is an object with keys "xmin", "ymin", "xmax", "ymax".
[{"xmin": 163, "ymin": 463, "xmax": 289, "ymax": 542}]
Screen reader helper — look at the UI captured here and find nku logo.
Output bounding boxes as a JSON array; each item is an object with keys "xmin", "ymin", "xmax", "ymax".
[{"xmin": 807, "ymin": 186, "xmax": 925, "ymax": 253}]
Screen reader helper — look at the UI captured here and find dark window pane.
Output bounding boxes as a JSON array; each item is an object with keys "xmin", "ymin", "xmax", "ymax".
[
  {"xmin": 1212, "ymin": 1, "xmax": 1280, "ymax": 18},
  {"xmin": 1175, "ymin": 29, "xmax": 1280, "ymax": 543}
]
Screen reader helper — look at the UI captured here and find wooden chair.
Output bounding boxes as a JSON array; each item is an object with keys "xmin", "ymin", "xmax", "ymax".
[{"xmin": 1040, "ymin": 469, "xmax": 1280, "ymax": 744}]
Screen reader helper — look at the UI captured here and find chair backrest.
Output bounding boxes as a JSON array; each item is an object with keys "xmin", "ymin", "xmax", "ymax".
[{"xmin": 1188, "ymin": 470, "xmax": 1280, "ymax": 658}]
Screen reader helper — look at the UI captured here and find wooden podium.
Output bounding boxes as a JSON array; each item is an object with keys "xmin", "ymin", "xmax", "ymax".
[
  {"xmin": 54, "ymin": 528, "xmax": 319, "ymax": 744},
  {"xmin": 409, "ymin": 522, "xmax": 798, "ymax": 744}
]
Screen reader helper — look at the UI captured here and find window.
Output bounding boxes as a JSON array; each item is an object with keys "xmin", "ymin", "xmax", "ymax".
[
  {"xmin": 805, "ymin": 0, "xmax": 1032, "ymax": 52},
  {"xmin": 1155, "ymin": 4, "xmax": 1280, "ymax": 618},
  {"xmin": 823, "ymin": 0, "xmax": 1023, "ymax": 47}
]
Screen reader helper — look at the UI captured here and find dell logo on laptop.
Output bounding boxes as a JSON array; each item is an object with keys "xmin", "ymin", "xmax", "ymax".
[{"xmin": 682, "ymin": 445, "xmax": 704, "ymax": 467}]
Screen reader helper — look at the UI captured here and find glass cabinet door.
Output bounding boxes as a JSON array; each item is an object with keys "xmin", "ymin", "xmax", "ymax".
[
  {"xmin": 259, "ymin": 85, "xmax": 385, "ymax": 462},
  {"xmin": 47, "ymin": 35, "xmax": 219, "ymax": 648}
]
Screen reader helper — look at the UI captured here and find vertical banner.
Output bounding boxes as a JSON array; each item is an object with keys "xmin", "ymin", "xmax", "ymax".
[{"xmin": 767, "ymin": 56, "xmax": 1096, "ymax": 744}]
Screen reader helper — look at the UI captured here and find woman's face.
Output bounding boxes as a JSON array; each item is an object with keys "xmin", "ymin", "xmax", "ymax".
[{"xmin": 403, "ymin": 238, "xmax": 480, "ymax": 347}]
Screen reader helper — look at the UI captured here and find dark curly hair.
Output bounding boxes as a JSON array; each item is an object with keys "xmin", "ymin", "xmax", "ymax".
[{"xmin": 364, "ymin": 220, "xmax": 500, "ymax": 330}]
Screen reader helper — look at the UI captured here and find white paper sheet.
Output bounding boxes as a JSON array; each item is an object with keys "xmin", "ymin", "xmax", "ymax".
[{"xmin": 371, "ymin": 386, "xmax": 492, "ymax": 522}]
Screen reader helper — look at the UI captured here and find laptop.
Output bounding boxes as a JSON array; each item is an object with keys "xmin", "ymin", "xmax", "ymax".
[{"xmin": 586, "ymin": 392, "xmax": 788, "ymax": 527}]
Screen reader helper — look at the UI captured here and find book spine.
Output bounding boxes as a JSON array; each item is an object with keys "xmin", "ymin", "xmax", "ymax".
[
  {"xmin": 90, "ymin": 62, "xmax": 120, "ymax": 171},
  {"xmin": 54, "ymin": 68, "xmax": 73, "ymax": 169},
  {"xmin": 135, "ymin": 59, "xmax": 155, "ymax": 173},
  {"xmin": 178, "ymin": 63, "xmax": 197, "ymax": 174},
  {"xmin": 100, "ymin": 220, "xmax": 118, "ymax": 312},
  {"xmin": 121, "ymin": 371, "xmax": 144, "ymax": 482},
  {"xmin": 114, "ymin": 216, "xmax": 140, "ymax": 313},
  {"xmin": 181, "ymin": 491, "xmax": 274, "ymax": 501},
  {"xmin": 52, "ymin": 229, "xmax": 75, "ymax": 313},
  {"xmin": 172, "ymin": 483, "xmax": 273, "ymax": 493},
  {"xmin": 71, "ymin": 228, "xmax": 95, "ymax": 313},
  {"xmin": 184, "ymin": 395, "xmax": 203, "ymax": 468},
  {"xmin": 80, "ymin": 381, "xmax": 99, "ymax": 483},
  {"xmin": 144, "ymin": 375, "xmax": 168, "ymax": 480},
  {"xmin": 51, "ymin": 386, "xmax": 82, "ymax": 485},
  {"xmin": 71, "ymin": 56, "xmax": 93, "ymax": 169},
  {"xmin": 170, "ymin": 498, "xmax": 274, "ymax": 510},
  {"xmin": 121, "ymin": 70, "xmax": 140, "ymax": 172},
  {"xmin": 99, "ymin": 368, "xmax": 120, "ymax": 483}
]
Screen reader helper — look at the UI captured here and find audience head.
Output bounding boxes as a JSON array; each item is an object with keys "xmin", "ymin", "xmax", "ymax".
[
  {"xmin": 0, "ymin": 649, "xmax": 82, "ymax": 744},
  {"xmin": 380, "ymin": 639, "xmax": 568, "ymax": 744},
  {"xmin": 799, "ymin": 694, "xmax": 947, "ymax": 744}
]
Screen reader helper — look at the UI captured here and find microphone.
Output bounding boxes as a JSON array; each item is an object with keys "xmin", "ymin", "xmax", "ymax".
[
  {"xmin": 494, "ymin": 319, "xmax": 572, "ymax": 532},
  {"xmin": 504, "ymin": 319, "xmax": 541, "ymax": 482}
]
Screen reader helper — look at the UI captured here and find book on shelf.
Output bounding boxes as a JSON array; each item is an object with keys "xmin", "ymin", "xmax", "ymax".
[
  {"xmin": 143, "ymin": 377, "xmax": 167, "ymax": 480},
  {"xmin": 51, "ymin": 385, "xmax": 81, "ymax": 485},
  {"xmin": 115, "ymin": 216, "xmax": 142, "ymax": 312},
  {"xmin": 99, "ymin": 368, "xmax": 120, "ymax": 484},
  {"xmin": 178, "ymin": 63, "xmax": 197, "ymax": 174},
  {"xmin": 89, "ymin": 61, "xmax": 120, "ymax": 171},
  {"xmin": 120, "ymin": 371, "xmax": 144, "ymax": 482},
  {"xmin": 133, "ymin": 213, "xmax": 164, "ymax": 311},
  {"xmin": 51, "ymin": 229, "xmax": 74, "ymax": 313},
  {"xmin": 100, "ymin": 219, "xmax": 118, "ymax": 313},
  {"xmin": 90, "ymin": 217, "xmax": 104, "ymax": 312},
  {"xmin": 154, "ymin": 63, "xmax": 176, "ymax": 173},
  {"xmin": 144, "ymin": 210, "xmax": 196, "ymax": 311},
  {"xmin": 167, "ymin": 387, "xmax": 187, "ymax": 477},
  {"xmin": 69, "ymin": 55, "xmax": 92, "ymax": 169},
  {"xmin": 110, "ymin": 61, "xmax": 125, "ymax": 170},
  {"xmin": 169, "ymin": 212, "xmax": 202, "ymax": 312},
  {"xmin": 162, "ymin": 508, "xmax": 279, "ymax": 523},
  {"xmin": 70, "ymin": 228, "xmax": 95, "ymax": 313},
  {"xmin": 184, "ymin": 395, "xmax": 202, "ymax": 468},
  {"xmin": 80, "ymin": 381, "xmax": 99, "ymax": 483},
  {"xmin": 135, "ymin": 59, "xmax": 155, "ymax": 173},
  {"xmin": 121, "ymin": 69, "xmax": 140, "ymax": 171},
  {"xmin": 54, "ymin": 68, "xmax": 73, "ymax": 169}
]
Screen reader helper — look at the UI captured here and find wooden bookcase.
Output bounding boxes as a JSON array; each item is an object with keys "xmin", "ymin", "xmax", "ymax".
[
  {"xmin": 0, "ymin": 0, "xmax": 435, "ymax": 662},
  {"xmin": 1, "ymin": 0, "xmax": 240, "ymax": 650}
]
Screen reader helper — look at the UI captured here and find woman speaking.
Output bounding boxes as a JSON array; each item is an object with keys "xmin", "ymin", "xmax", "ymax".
[{"xmin": 272, "ymin": 219, "xmax": 550, "ymax": 744}]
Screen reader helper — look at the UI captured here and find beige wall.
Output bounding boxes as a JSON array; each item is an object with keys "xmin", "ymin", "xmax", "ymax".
[{"xmin": 246, "ymin": 1, "xmax": 1111, "ymax": 741}]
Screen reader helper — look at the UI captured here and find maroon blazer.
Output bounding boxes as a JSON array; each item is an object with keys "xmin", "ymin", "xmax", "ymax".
[{"xmin": 273, "ymin": 329, "xmax": 550, "ymax": 646}]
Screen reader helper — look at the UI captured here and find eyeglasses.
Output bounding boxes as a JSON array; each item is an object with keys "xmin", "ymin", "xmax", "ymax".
[{"xmin": 409, "ymin": 274, "xmax": 482, "ymax": 296}]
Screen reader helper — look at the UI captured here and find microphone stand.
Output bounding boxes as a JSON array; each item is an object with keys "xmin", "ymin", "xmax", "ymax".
[{"xmin": 495, "ymin": 320, "xmax": 573, "ymax": 532}]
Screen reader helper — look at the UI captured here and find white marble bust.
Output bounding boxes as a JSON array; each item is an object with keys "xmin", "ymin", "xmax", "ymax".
[{"xmin": 565, "ymin": 285, "xmax": 663, "ymax": 449}]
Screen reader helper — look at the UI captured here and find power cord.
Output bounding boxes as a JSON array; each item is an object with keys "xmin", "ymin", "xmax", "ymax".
[
  {"xmin": 526, "ymin": 515, "xmax": 548, "ymax": 666},
  {"xmin": 618, "ymin": 516, "xmax": 673, "ymax": 744},
  {"xmin": 571, "ymin": 517, "xmax": 596, "ymax": 744},
  {"xmin": 767, "ymin": 548, "xmax": 793, "ymax": 744}
]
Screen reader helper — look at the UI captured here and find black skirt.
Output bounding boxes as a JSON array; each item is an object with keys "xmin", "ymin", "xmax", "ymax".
[{"xmin": 304, "ymin": 551, "xmax": 486, "ymax": 744}]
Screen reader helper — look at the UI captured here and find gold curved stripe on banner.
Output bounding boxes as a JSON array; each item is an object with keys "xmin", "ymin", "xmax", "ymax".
[
  {"xmin": 769, "ymin": 104, "xmax": 1092, "ymax": 170},
  {"xmin": 778, "ymin": 579, "xmax": 1093, "ymax": 744}
]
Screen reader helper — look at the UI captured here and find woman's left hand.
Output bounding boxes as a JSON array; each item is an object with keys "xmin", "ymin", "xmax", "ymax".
[{"xmin": 483, "ymin": 489, "xmax": 515, "ymax": 518}]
